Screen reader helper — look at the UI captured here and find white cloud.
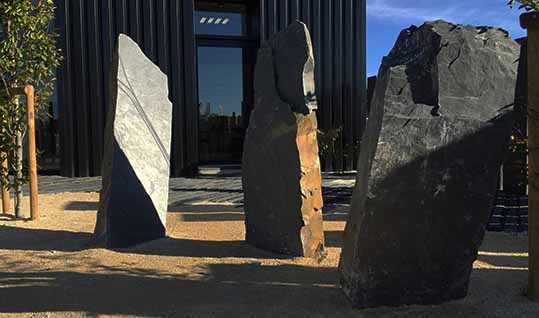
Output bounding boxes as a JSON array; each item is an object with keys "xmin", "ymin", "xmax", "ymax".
[
  {"xmin": 367, "ymin": 0, "xmax": 475, "ymax": 22},
  {"xmin": 367, "ymin": 0, "xmax": 525, "ymax": 38}
]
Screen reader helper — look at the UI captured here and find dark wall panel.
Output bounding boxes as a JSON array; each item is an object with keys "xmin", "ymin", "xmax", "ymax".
[
  {"xmin": 56, "ymin": 0, "xmax": 197, "ymax": 177},
  {"xmin": 57, "ymin": 0, "xmax": 366, "ymax": 176},
  {"xmin": 260, "ymin": 0, "xmax": 367, "ymax": 171},
  {"xmin": 56, "ymin": 0, "xmax": 75, "ymax": 177},
  {"xmin": 182, "ymin": 0, "xmax": 198, "ymax": 176}
]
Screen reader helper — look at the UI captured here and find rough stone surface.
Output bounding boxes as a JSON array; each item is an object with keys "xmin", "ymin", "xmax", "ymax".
[
  {"xmin": 94, "ymin": 34, "xmax": 173, "ymax": 248},
  {"xmin": 339, "ymin": 20, "xmax": 519, "ymax": 308},
  {"xmin": 242, "ymin": 21, "xmax": 325, "ymax": 258}
]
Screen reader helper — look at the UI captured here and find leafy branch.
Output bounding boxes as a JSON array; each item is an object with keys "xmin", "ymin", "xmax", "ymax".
[{"xmin": 508, "ymin": 0, "xmax": 539, "ymax": 12}]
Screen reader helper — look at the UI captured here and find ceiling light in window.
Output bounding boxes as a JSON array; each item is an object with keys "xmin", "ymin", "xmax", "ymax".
[
  {"xmin": 207, "ymin": 17, "xmax": 215, "ymax": 24},
  {"xmin": 214, "ymin": 18, "xmax": 223, "ymax": 24},
  {"xmin": 222, "ymin": 18, "xmax": 230, "ymax": 25},
  {"xmin": 200, "ymin": 17, "xmax": 207, "ymax": 24}
]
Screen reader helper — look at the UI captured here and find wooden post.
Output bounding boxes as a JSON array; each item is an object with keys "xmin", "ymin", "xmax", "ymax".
[
  {"xmin": 24, "ymin": 85, "xmax": 38, "ymax": 220},
  {"xmin": 522, "ymin": 12, "xmax": 539, "ymax": 302},
  {"xmin": 2, "ymin": 86, "xmax": 39, "ymax": 220}
]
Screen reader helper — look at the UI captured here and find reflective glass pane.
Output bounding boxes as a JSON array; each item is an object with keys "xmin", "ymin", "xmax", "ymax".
[{"xmin": 198, "ymin": 46, "xmax": 244, "ymax": 163}]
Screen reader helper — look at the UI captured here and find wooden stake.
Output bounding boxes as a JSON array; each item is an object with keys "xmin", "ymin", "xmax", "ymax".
[
  {"xmin": 24, "ymin": 85, "xmax": 38, "ymax": 221},
  {"xmin": 522, "ymin": 12, "xmax": 539, "ymax": 302}
]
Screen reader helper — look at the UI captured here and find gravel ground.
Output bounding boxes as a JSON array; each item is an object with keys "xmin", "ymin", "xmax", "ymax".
[{"xmin": 0, "ymin": 192, "xmax": 537, "ymax": 318}]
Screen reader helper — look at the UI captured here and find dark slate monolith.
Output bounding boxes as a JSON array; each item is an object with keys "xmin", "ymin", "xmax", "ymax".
[
  {"xmin": 339, "ymin": 20, "xmax": 519, "ymax": 308},
  {"xmin": 94, "ymin": 34, "xmax": 173, "ymax": 248},
  {"xmin": 242, "ymin": 21, "xmax": 325, "ymax": 258}
]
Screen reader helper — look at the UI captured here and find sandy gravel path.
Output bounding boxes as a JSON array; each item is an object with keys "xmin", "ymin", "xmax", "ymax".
[{"xmin": 0, "ymin": 192, "xmax": 537, "ymax": 317}]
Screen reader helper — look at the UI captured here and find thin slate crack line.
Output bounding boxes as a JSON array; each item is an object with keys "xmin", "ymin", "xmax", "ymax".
[
  {"xmin": 448, "ymin": 48, "xmax": 461, "ymax": 69},
  {"xmin": 117, "ymin": 82, "xmax": 170, "ymax": 166},
  {"xmin": 117, "ymin": 57, "xmax": 170, "ymax": 166},
  {"xmin": 118, "ymin": 57, "xmax": 170, "ymax": 163}
]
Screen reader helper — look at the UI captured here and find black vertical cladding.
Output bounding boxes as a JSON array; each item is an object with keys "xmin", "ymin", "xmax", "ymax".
[
  {"xmin": 56, "ymin": 0, "xmax": 197, "ymax": 177},
  {"xmin": 56, "ymin": 0, "xmax": 74, "ymax": 177},
  {"xmin": 142, "ymin": 1, "xmax": 155, "ymax": 60},
  {"xmin": 116, "ymin": 0, "xmax": 127, "ymax": 34},
  {"xmin": 343, "ymin": 0, "xmax": 353, "ymax": 169},
  {"xmin": 322, "ymin": 0, "xmax": 333, "ymax": 171},
  {"xmin": 334, "ymin": 0, "xmax": 344, "ymax": 172},
  {"xmin": 128, "ymin": 0, "xmax": 140, "ymax": 43},
  {"xmin": 355, "ymin": 0, "xmax": 367, "ymax": 161},
  {"xmin": 73, "ymin": 0, "xmax": 90, "ymax": 177},
  {"xmin": 182, "ymin": 0, "xmax": 198, "ymax": 176},
  {"xmin": 86, "ymin": 0, "xmax": 105, "ymax": 176},
  {"xmin": 155, "ymin": 0, "xmax": 170, "ymax": 72},
  {"xmin": 100, "ymin": 0, "xmax": 114, "ymax": 168},
  {"xmin": 169, "ymin": 0, "xmax": 186, "ymax": 176},
  {"xmin": 260, "ymin": 0, "xmax": 367, "ymax": 171},
  {"xmin": 56, "ymin": 0, "xmax": 366, "ymax": 176}
]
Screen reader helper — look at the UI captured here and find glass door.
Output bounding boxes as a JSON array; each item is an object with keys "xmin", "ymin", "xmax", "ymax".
[
  {"xmin": 197, "ymin": 46, "xmax": 244, "ymax": 164},
  {"xmin": 194, "ymin": 0, "xmax": 259, "ymax": 165}
]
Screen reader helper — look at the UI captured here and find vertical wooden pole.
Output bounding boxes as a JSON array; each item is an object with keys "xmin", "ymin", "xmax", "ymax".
[
  {"xmin": 24, "ymin": 85, "xmax": 38, "ymax": 221},
  {"xmin": 522, "ymin": 12, "xmax": 539, "ymax": 302},
  {"xmin": 1, "ymin": 152, "xmax": 10, "ymax": 215}
]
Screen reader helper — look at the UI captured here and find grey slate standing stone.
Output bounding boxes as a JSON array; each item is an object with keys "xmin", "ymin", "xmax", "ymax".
[
  {"xmin": 242, "ymin": 21, "xmax": 325, "ymax": 258},
  {"xmin": 339, "ymin": 20, "xmax": 519, "ymax": 308},
  {"xmin": 93, "ymin": 34, "xmax": 173, "ymax": 248}
]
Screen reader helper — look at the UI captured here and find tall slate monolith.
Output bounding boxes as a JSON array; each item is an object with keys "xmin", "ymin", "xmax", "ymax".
[
  {"xmin": 339, "ymin": 20, "xmax": 519, "ymax": 308},
  {"xmin": 242, "ymin": 21, "xmax": 325, "ymax": 258},
  {"xmin": 94, "ymin": 34, "xmax": 173, "ymax": 248}
]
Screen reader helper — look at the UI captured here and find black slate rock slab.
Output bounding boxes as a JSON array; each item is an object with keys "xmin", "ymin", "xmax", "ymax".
[
  {"xmin": 242, "ymin": 21, "xmax": 325, "ymax": 258},
  {"xmin": 338, "ymin": 20, "xmax": 519, "ymax": 308}
]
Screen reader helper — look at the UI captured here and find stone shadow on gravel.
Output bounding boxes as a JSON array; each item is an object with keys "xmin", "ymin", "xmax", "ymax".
[
  {"xmin": 169, "ymin": 187, "xmax": 243, "ymax": 194},
  {"xmin": 0, "ymin": 264, "xmax": 535, "ymax": 317},
  {"xmin": 173, "ymin": 212, "xmax": 245, "ymax": 222},
  {"xmin": 0, "ymin": 226, "xmax": 289, "ymax": 259},
  {"xmin": 63, "ymin": 201, "xmax": 100, "ymax": 211},
  {"xmin": 324, "ymin": 230, "xmax": 344, "ymax": 248},
  {"xmin": 479, "ymin": 233, "xmax": 529, "ymax": 254},
  {"xmin": 322, "ymin": 209, "xmax": 350, "ymax": 222},
  {"xmin": 0, "ymin": 226, "xmax": 92, "ymax": 252},
  {"xmin": 125, "ymin": 236, "xmax": 291, "ymax": 259},
  {"xmin": 167, "ymin": 204, "xmax": 245, "ymax": 222},
  {"xmin": 0, "ymin": 265, "xmax": 345, "ymax": 317}
]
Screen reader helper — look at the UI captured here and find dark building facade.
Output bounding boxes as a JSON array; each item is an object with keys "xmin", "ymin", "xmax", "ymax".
[{"xmin": 55, "ymin": 0, "xmax": 366, "ymax": 177}]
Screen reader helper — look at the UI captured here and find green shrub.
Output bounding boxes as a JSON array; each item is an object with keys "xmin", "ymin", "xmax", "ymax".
[{"xmin": 0, "ymin": 0, "xmax": 61, "ymax": 216}]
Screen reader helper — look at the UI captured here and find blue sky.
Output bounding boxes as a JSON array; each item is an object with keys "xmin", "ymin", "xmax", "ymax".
[{"xmin": 366, "ymin": 0, "xmax": 527, "ymax": 76}]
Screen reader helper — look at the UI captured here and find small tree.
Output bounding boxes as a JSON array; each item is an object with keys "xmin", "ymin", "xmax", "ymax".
[{"xmin": 0, "ymin": 0, "xmax": 61, "ymax": 218}]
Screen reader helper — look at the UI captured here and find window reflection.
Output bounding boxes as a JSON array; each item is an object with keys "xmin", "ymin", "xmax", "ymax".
[{"xmin": 198, "ymin": 46, "xmax": 244, "ymax": 163}]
